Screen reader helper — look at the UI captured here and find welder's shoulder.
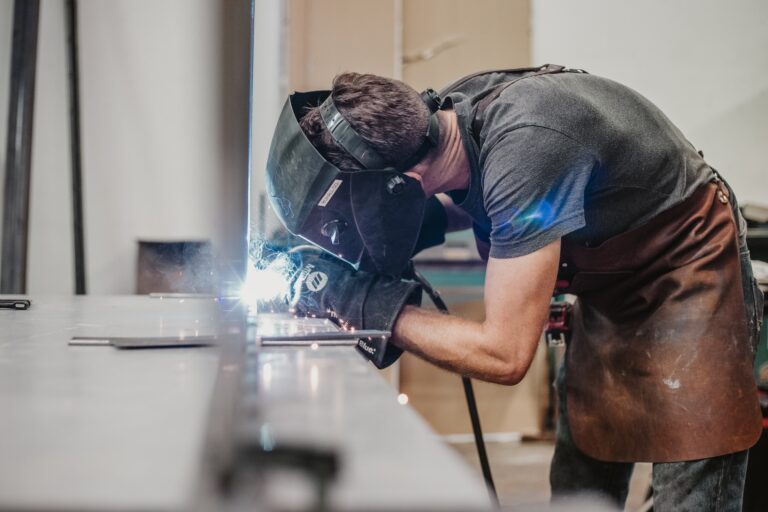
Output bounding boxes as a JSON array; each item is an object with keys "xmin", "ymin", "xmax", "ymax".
[{"xmin": 481, "ymin": 72, "xmax": 619, "ymax": 143}]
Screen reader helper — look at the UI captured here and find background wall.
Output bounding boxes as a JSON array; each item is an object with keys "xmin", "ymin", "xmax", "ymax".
[
  {"xmin": 0, "ymin": 0, "xmax": 250, "ymax": 294},
  {"xmin": 1, "ymin": 2, "xmax": 765, "ymax": 290},
  {"xmin": 532, "ymin": 0, "xmax": 768, "ymax": 205}
]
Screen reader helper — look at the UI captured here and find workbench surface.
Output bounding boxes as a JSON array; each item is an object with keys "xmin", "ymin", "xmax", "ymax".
[{"xmin": 0, "ymin": 296, "xmax": 490, "ymax": 511}]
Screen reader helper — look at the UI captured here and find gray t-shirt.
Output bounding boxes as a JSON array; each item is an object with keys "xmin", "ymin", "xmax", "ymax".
[{"xmin": 443, "ymin": 70, "xmax": 714, "ymax": 258}]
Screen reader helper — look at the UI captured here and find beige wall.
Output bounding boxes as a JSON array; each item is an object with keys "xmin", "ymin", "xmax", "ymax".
[
  {"xmin": 0, "ymin": 0, "xmax": 250, "ymax": 294},
  {"xmin": 285, "ymin": 0, "xmax": 530, "ymax": 91},
  {"xmin": 287, "ymin": 0, "xmax": 400, "ymax": 90},
  {"xmin": 402, "ymin": 0, "xmax": 530, "ymax": 90}
]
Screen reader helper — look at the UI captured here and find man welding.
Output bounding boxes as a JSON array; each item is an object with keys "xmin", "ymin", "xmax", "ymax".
[{"xmin": 265, "ymin": 65, "xmax": 764, "ymax": 510}]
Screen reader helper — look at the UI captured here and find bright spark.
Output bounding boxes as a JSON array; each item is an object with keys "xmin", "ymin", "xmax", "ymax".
[{"xmin": 239, "ymin": 236, "xmax": 298, "ymax": 312}]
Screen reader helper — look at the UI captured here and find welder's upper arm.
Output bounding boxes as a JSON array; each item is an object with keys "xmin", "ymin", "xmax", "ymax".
[{"xmin": 483, "ymin": 239, "xmax": 561, "ymax": 381}]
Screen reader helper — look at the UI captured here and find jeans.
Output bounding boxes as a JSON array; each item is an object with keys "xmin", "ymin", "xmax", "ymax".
[
  {"xmin": 549, "ymin": 178, "xmax": 762, "ymax": 511},
  {"xmin": 731, "ymin": 185, "xmax": 765, "ymax": 353}
]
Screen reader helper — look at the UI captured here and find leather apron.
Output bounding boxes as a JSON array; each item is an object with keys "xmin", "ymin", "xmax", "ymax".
[{"xmin": 557, "ymin": 181, "xmax": 762, "ymax": 462}]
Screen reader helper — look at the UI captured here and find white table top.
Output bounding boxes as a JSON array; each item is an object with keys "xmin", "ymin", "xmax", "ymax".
[{"xmin": 0, "ymin": 296, "xmax": 490, "ymax": 511}]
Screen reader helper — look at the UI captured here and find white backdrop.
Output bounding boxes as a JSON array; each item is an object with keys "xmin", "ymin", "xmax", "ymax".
[
  {"xmin": 0, "ymin": 0, "xmax": 249, "ymax": 294},
  {"xmin": 532, "ymin": 0, "xmax": 768, "ymax": 205}
]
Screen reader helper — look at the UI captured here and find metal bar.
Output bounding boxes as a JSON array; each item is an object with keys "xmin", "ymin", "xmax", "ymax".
[
  {"xmin": 65, "ymin": 0, "xmax": 86, "ymax": 294},
  {"xmin": 259, "ymin": 329, "xmax": 390, "ymax": 341},
  {"xmin": 1, "ymin": 0, "xmax": 40, "ymax": 294},
  {"xmin": 69, "ymin": 335, "xmax": 217, "ymax": 349}
]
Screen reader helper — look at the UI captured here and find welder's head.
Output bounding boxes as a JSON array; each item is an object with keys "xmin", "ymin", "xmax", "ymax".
[
  {"xmin": 299, "ymin": 73, "xmax": 437, "ymax": 172},
  {"xmin": 265, "ymin": 73, "xmax": 443, "ymax": 276}
]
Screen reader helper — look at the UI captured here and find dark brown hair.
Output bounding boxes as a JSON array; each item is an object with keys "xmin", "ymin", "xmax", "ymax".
[{"xmin": 299, "ymin": 73, "xmax": 431, "ymax": 170}]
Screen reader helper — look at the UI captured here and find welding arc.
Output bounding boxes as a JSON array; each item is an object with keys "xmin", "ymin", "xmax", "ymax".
[{"xmin": 413, "ymin": 271, "xmax": 499, "ymax": 508}]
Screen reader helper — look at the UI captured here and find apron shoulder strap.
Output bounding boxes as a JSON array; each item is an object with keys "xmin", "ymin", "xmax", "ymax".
[
  {"xmin": 438, "ymin": 65, "xmax": 545, "ymax": 97},
  {"xmin": 436, "ymin": 63, "xmax": 586, "ymax": 151},
  {"xmin": 471, "ymin": 64, "xmax": 572, "ymax": 139}
]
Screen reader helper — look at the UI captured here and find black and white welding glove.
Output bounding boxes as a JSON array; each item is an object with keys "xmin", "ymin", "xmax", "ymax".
[{"xmin": 290, "ymin": 251, "xmax": 422, "ymax": 368}]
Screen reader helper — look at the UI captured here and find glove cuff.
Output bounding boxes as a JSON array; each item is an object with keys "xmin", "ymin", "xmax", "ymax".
[
  {"xmin": 363, "ymin": 279, "xmax": 422, "ymax": 332},
  {"xmin": 358, "ymin": 278, "xmax": 422, "ymax": 369}
]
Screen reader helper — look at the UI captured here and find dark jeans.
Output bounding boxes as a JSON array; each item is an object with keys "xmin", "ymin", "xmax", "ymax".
[{"xmin": 549, "ymin": 180, "xmax": 763, "ymax": 511}]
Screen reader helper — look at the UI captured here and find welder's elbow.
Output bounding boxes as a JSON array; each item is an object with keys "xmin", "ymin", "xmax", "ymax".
[
  {"xmin": 496, "ymin": 367, "xmax": 525, "ymax": 386},
  {"xmin": 482, "ymin": 330, "xmax": 532, "ymax": 385},
  {"xmin": 493, "ymin": 348, "xmax": 530, "ymax": 386}
]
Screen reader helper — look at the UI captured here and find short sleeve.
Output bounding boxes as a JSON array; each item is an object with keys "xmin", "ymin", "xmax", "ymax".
[{"xmin": 481, "ymin": 126, "xmax": 595, "ymax": 258}]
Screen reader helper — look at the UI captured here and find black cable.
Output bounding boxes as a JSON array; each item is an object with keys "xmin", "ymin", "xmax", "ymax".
[{"xmin": 413, "ymin": 270, "xmax": 499, "ymax": 508}]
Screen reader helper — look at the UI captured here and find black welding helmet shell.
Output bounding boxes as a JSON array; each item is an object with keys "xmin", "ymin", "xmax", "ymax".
[{"xmin": 266, "ymin": 90, "xmax": 440, "ymax": 276}]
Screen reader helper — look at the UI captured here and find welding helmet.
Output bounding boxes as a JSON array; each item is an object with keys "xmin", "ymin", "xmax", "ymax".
[{"xmin": 265, "ymin": 88, "xmax": 442, "ymax": 276}]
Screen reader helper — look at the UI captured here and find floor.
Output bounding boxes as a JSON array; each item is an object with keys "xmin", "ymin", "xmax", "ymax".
[{"xmin": 449, "ymin": 440, "xmax": 653, "ymax": 511}]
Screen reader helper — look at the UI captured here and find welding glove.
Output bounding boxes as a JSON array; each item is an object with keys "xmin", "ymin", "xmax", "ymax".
[{"xmin": 291, "ymin": 251, "xmax": 422, "ymax": 368}]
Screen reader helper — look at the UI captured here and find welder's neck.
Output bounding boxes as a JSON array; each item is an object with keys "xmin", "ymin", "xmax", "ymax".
[{"xmin": 408, "ymin": 110, "xmax": 470, "ymax": 197}]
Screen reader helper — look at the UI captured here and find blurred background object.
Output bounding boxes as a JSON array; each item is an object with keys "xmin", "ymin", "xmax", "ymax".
[{"xmin": 136, "ymin": 240, "xmax": 214, "ymax": 294}]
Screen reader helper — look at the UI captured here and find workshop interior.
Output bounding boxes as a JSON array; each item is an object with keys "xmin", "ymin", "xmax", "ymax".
[{"xmin": 1, "ymin": 0, "xmax": 767, "ymax": 511}]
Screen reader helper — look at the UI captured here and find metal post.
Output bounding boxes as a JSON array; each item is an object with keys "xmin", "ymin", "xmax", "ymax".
[
  {"xmin": 65, "ymin": 0, "xmax": 86, "ymax": 294},
  {"xmin": 1, "ymin": 0, "xmax": 40, "ymax": 294}
]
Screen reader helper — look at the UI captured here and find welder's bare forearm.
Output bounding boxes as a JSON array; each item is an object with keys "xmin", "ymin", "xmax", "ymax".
[
  {"xmin": 392, "ymin": 240, "xmax": 561, "ymax": 385},
  {"xmin": 392, "ymin": 307, "xmax": 543, "ymax": 384}
]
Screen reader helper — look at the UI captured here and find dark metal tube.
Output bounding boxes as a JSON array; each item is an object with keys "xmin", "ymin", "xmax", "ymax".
[
  {"xmin": 65, "ymin": 0, "xmax": 87, "ymax": 294},
  {"xmin": 1, "ymin": 0, "xmax": 40, "ymax": 294}
]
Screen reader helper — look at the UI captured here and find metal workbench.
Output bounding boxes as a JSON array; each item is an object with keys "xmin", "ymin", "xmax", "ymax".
[{"xmin": 0, "ymin": 296, "xmax": 490, "ymax": 511}]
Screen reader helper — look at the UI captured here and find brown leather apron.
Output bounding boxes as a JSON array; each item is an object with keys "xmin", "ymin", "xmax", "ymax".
[{"xmin": 557, "ymin": 181, "xmax": 762, "ymax": 462}]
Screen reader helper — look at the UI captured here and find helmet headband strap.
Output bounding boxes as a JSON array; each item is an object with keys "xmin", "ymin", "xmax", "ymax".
[
  {"xmin": 318, "ymin": 91, "xmax": 441, "ymax": 172},
  {"xmin": 318, "ymin": 96, "xmax": 388, "ymax": 169}
]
